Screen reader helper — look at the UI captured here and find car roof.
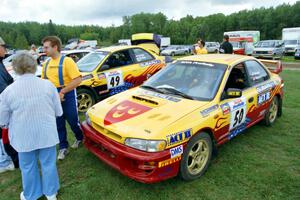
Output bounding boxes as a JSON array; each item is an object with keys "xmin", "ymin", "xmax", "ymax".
[{"xmin": 177, "ymin": 54, "xmax": 252, "ymax": 66}]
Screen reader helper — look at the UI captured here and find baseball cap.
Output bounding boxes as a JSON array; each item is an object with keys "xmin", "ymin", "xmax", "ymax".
[{"xmin": 0, "ymin": 37, "xmax": 8, "ymax": 48}]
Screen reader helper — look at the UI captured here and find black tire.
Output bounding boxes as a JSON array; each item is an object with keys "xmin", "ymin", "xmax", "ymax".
[
  {"xmin": 171, "ymin": 52, "xmax": 175, "ymax": 56},
  {"xmin": 263, "ymin": 96, "xmax": 279, "ymax": 126},
  {"xmin": 77, "ymin": 88, "xmax": 96, "ymax": 113},
  {"xmin": 185, "ymin": 51, "xmax": 189, "ymax": 55},
  {"xmin": 179, "ymin": 132, "xmax": 213, "ymax": 181}
]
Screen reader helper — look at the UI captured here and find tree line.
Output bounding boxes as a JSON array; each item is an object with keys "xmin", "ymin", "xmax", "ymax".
[{"xmin": 0, "ymin": 2, "xmax": 300, "ymax": 49}]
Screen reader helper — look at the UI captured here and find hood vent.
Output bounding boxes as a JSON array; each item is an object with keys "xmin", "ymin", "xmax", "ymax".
[{"xmin": 132, "ymin": 95, "xmax": 159, "ymax": 105}]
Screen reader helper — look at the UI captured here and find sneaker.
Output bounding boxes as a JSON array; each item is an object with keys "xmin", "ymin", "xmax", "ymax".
[
  {"xmin": 57, "ymin": 148, "xmax": 69, "ymax": 160},
  {"xmin": 46, "ymin": 193, "xmax": 57, "ymax": 200},
  {"xmin": 0, "ymin": 162, "xmax": 15, "ymax": 173},
  {"xmin": 71, "ymin": 140, "xmax": 82, "ymax": 149},
  {"xmin": 20, "ymin": 192, "xmax": 26, "ymax": 200}
]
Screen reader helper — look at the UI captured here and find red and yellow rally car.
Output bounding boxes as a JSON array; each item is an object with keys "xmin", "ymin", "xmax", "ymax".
[{"xmin": 81, "ymin": 54, "xmax": 284, "ymax": 183}]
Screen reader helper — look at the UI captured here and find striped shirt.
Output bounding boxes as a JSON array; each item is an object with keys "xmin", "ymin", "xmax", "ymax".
[{"xmin": 0, "ymin": 74, "xmax": 63, "ymax": 152}]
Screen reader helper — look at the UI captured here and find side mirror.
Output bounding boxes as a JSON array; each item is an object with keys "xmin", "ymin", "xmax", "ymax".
[
  {"xmin": 225, "ymin": 88, "xmax": 242, "ymax": 99},
  {"xmin": 100, "ymin": 64, "xmax": 110, "ymax": 71}
]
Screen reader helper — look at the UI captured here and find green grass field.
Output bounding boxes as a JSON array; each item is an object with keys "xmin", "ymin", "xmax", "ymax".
[{"xmin": 1, "ymin": 70, "xmax": 300, "ymax": 200}]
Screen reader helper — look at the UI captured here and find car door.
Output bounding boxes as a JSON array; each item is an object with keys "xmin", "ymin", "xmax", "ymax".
[
  {"xmin": 217, "ymin": 62, "xmax": 257, "ymax": 141},
  {"xmin": 129, "ymin": 47, "xmax": 164, "ymax": 86},
  {"xmin": 244, "ymin": 60, "xmax": 273, "ymax": 123},
  {"xmin": 96, "ymin": 49, "xmax": 136, "ymax": 94}
]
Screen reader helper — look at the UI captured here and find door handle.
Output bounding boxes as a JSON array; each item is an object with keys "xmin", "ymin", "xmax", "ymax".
[{"xmin": 248, "ymin": 97, "xmax": 254, "ymax": 103}]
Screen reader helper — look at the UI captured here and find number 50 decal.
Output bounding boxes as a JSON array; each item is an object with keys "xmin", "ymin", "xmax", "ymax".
[{"xmin": 229, "ymin": 98, "xmax": 247, "ymax": 130}]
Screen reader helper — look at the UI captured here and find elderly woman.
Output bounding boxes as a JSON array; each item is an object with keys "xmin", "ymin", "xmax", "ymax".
[{"xmin": 0, "ymin": 52, "xmax": 62, "ymax": 200}]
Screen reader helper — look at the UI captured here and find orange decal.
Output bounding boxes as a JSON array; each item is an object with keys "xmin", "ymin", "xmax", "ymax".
[{"xmin": 104, "ymin": 100, "xmax": 152, "ymax": 125}]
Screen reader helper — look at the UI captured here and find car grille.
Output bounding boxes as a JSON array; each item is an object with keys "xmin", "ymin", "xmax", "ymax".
[
  {"xmin": 255, "ymin": 51, "xmax": 269, "ymax": 54},
  {"xmin": 92, "ymin": 122, "xmax": 123, "ymax": 142}
]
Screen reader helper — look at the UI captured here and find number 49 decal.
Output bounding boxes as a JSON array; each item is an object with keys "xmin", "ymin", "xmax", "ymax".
[
  {"xmin": 229, "ymin": 98, "xmax": 247, "ymax": 130},
  {"xmin": 105, "ymin": 70, "xmax": 124, "ymax": 89}
]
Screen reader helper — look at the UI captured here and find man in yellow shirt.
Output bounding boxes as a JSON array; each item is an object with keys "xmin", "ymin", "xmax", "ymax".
[
  {"xmin": 42, "ymin": 36, "xmax": 82, "ymax": 160},
  {"xmin": 194, "ymin": 40, "xmax": 208, "ymax": 55}
]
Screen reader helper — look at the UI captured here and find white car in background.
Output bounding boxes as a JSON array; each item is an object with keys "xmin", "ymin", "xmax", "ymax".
[
  {"xmin": 5, "ymin": 49, "xmax": 93, "ymax": 79},
  {"xmin": 205, "ymin": 42, "xmax": 220, "ymax": 53}
]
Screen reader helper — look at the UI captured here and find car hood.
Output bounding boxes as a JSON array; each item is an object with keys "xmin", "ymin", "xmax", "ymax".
[{"xmin": 87, "ymin": 87, "xmax": 209, "ymax": 141}]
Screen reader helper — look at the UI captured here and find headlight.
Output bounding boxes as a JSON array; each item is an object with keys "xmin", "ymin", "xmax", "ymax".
[
  {"xmin": 125, "ymin": 138, "xmax": 166, "ymax": 152},
  {"xmin": 85, "ymin": 112, "xmax": 91, "ymax": 125}
]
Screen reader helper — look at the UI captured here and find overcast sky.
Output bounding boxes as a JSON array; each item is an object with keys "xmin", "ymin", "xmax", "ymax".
[{"xmin": 0, "ymin": 0, "xmax": 298, "ymax": 27}]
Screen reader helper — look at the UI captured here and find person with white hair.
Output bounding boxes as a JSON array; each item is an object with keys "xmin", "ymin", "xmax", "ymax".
[{"xmin": 0, "ymin": 51, "xmax": 63, "ymax": 200}]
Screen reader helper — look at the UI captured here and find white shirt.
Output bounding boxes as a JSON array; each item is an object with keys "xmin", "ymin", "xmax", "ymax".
[{"xmin": 0, "ymin": 74, "xmax": 63, "ymax": 152}]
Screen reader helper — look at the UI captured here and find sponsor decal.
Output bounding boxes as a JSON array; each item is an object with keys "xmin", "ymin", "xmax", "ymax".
[
  {"xmin": 256, "ymin": 81, "xmax": 275, "ymax": 93},
  {"xmin": 228, "ymin": 117, "xmax": 251, "ymax": 140},
  {"xmin": 200, "ymin": 105, "xmax": 219, "ymax": 117},
  {"xmin": 229, "ymin": 97, "xmax": 247, "ymax": 130},
  {"xmin": 220, "ymin": 103, "xmax": 230, "ymax": 115},
  {"xmin": 98, "ymin": 73, "xmax": 106, "ymax": 80},
  {"xmin": 232, "ymin": 98, "xmax": 245, "ymax": 110},
  {"xmin": 158, "ymin": 156, "xmax": 182, "ymax": 168},
  {"xmin": 104, "ymin": 100, "xmax": 152, "ymax": 125},
  {"xmin": 166, "ymin": 129, "xmax": 192, "ymax": 145},
  {"xmin": 259, "ymin": 109, "xmax": 266, "ymax": 117},
  {"xmin": 139, "ymin": 60, "xmax": 161, "ymax": 67},
  {"xmin": 170, "ymin": 145, "xmax": 183, "ymax": 158},
  {"xmin": 140, "ymin": 90, "xmax": 181, "ymax": 102},
  {"xmin": 258, "ymin": 91, "xmax": 271, "ymax": 105},
  {"xmin": 179, "ymin": 60, "xmax": 214, "ymax": 67}
]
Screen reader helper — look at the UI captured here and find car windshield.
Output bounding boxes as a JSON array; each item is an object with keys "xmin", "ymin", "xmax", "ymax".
[
  {"xmin": 256, "ymin": 41, "xmax": 276, "ymax": 47},
  {"xmin": 284, "ymin": 40, "xmax": 297, "ymax": 45},
  {"xmin": 77, "ymin": 51, "xmax": 108, "ymax": 72},
  {"xmin": 142, "ymin": 61, "xmax": 227, "ymax": 101}
]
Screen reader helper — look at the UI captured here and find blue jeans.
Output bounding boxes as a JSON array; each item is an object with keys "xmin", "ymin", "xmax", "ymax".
[
  {"xmin": 56, "ymin": 89, "xmax": 83, "ymax": 149},
  {"xmin": 19, "ymin": 146, "xmax": 59, "ymax": 200}
]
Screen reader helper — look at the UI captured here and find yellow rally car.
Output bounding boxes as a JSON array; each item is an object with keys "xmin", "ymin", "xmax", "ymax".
[
  {"xmin": 81, "ymin": 54, "xmax": 284, "ymax": 183},
  {"xmin": 76, "ymin": 45, "xmax": 166, "ymax": 112}
]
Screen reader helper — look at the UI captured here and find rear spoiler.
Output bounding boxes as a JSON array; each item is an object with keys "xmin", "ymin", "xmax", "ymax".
[{"xmin": 259, "ymin": 59, "xmax": 283, "ymax": 74}]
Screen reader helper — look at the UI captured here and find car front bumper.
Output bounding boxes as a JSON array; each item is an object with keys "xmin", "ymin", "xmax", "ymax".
[{"xmin": 81, "ymin": 121, "xmax": 181, "ymax": 183}]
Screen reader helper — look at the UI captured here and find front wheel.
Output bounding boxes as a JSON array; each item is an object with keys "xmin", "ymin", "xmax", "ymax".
[
  {"xmin": 179, "ymin": 132, "xmax": 213, "ymax": 181},
  {"xmin": 77, "ymin": 88, "xmax": 96, "ymax": 113},
  {"xmin": 263, "ymin": 96, "xmax": 279, "ymax": 126}
]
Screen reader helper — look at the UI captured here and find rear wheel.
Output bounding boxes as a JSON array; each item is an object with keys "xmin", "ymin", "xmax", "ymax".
[
  {"xmin": 179, "ymin": 132, "xmax": 212, "ymax": 181},
  {"xmin": 77, "ymin": 88, "xmax": 96, "ymax": 113},
  {"xmin": 263, "ymin": 96, "xmax": 279, "ymax": 126},
  {"xmin": 171, "ymin": 52, "xmax": 175, "ymax": 56}
]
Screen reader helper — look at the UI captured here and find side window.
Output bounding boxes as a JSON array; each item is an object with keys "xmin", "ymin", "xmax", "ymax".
[
  {"xmin": 224, "ymin": 62, "xmax": 250, "ymax": 91},
  {"xmin": 132, "ymin": 48, "xmax": 154, "ymax": 63},
  {"xmin": 105, "ymin": 50, "xmax": 134, "ymax": 69},
  {"xmin": 245, "ymin": 60, "xmax": 269, "ymax": 85}
]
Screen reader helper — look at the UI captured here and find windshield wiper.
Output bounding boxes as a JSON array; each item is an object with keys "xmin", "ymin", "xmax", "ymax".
[
  {"xmin": 140, "ymin": 85, "xmax": 164, "ymax": 94},
  {"xmin": 159, "ymin": 87, "xmax": 194, "ymax": 100}
]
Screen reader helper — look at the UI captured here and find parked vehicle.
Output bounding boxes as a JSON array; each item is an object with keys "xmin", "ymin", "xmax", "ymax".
[
  {"xmin": 82, "ymin": 54, "xmax": 283, "ymax": 183},
  {"xmin": 224, "ymin": 31, "xmax": 260, "ymax": 55},
  {"xmin": 295, "ymin": 45, "xmax": 300, "ymax": 59},
  {"xmin": 252, "ymin": 40, "xmax": 284, "ymax": 59},
  {"xmin": 76, "ymin": 45, "xmax": 166, "ymax": 112},
  {"xmin": 160, "ymin": 46, "xmax": 190, "ymax": 56},
  {"xmin": 282, "ymin": 27, "xmax": 300, "ymax": 55},
  {"xmin": 205, "ymin": 42, "xmax": 220, "ymax": 53}
]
